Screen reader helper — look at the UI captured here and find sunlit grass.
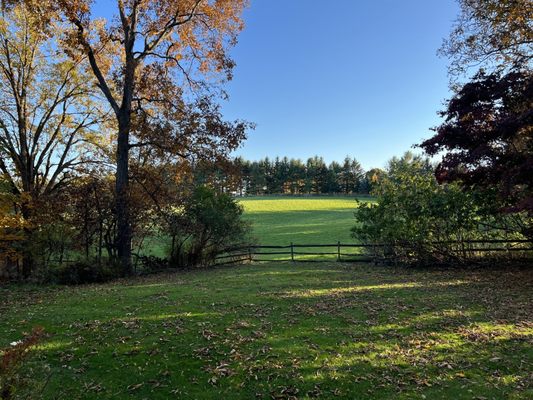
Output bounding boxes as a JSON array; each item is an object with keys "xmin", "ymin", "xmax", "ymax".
[
  {"xmin": 239, "ymin": 196, "xmax": 373, "ymax": 247},
  {"xmin": 277, "ymin": 280, "xmax": 470, "ymax": 298},
  {"xmin": 1, "ymin": 263, "xmax": 531, "ymax": 399},
  {"xmin": 141, "ymin": 196, "xmax": 374, "ymax": 259}
]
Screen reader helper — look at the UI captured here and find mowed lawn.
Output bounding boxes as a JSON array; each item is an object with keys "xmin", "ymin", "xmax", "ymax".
[
  {"xmin": 1, "ymin": 263, "xmax": 532, "ymax": 399},
  {"xmin": 239, "ymin": 196, "xmax": 372, "ymax": 245}
]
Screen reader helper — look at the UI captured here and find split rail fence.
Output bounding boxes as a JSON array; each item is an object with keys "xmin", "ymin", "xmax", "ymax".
[{"xmin": 214, "ymin": 239, "xmax": 533, "ymax": 266}]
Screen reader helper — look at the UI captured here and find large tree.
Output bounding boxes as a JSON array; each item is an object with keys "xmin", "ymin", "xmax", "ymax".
[
  {"xmin": 423, "ymin": 0, "xmax": 533, "ymax": 239},
  {"xmin": 0, "ymin": 2, "xmax": 99, "ymax": 277},
  {"xmin": 442, "ymin": 0, "xmax": 532, "ymax": 77},
  {"xmin": 340, "ymin": 156, "xmax": 364, "ymax": 194},
  {"xmin": 420, "ymin": 70, "xmax": 532, "ymax": 236},
  {"xmin": 57, "ymin": 0, "xmax": 248, "ymax": 273},
  {"xmin": 0, "ymin": 2, "xmax": 97, "ymax": 200}
]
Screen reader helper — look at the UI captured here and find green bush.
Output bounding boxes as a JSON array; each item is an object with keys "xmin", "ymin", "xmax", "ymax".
[
  {"xmin": 165, "ymin": 186, "xmax": 253, "ymax": 267},
  {"xmin": 352, "ymin": 152, "xmax": 512, "ymax": 265}
]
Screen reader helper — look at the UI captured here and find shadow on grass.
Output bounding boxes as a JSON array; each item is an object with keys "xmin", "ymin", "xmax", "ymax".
[{"xmin": 3, "ymin": 263, "xmax": 532, "ymax": 399}]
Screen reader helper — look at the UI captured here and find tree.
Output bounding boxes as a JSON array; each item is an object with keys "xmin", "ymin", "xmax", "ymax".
[
  {"xmin": 0, "ymin": 177, "xmax": 26, "ymax": 277},
  {"xmin": 306, "ymin": 156, "xmax": 328, "ymax": 194},
  {"xmin": 352, "ymin": 153, "xmax": 499, "ymax": 265},
  {"xmin": 165, "ymin": 185, "xmax": 252, "ymax": 267},
  {"xmin": 58, "ymin": 0, "xmax": 249, "ymax": 274},
  {"xmin": 0, "ymin": 2, "xmax": 97, "ymax": 204},
  {"xmin": 340, "ymin": 156, "xmax": 364, "ymax": 193},
  {"xmin": 0, "ymin": 2, "xmax": 99, "ymax": 277},
  {"xmin": 362, "ymin": 168, "xmax": 385, "ymax": 194},
  {"xmin": 288, "ymin": 158, "xmax": 306, "ymax": 194},
  {"xmin": 249, "ymin": 160, "xmax": 267, "ymax": 195},
  {"xmin": 442, "ymin": 0, "xmax": 533, "ymax": 77},
  {"xmin": 385, "ymin": 151, "xmax": 433, "ymax": 184},
  {"xmin": 420, "ymin": 69, "xmax": 533, "ymax": 237}
]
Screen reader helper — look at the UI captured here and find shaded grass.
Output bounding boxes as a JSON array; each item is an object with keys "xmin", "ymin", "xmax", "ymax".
[{"xmin": 1, "ymin": 263, "xmax": 532, "ymax": 399}]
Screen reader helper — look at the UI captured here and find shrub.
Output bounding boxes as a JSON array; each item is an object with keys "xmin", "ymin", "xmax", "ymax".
[
  {"xmin": 352, "ymin": 152, "xmax": 521, "ymax": 265},
  {"xmin": 165, "ymin": 186, "xmax": 253, "ymax": 267},
  {"xmin": 53, "ymin": 260, "xmax": 120, "ymax": 285},
  {"xmin": 0, "ymin": 326, "xmax": 45, "ymax": 399},
  {"xmin": 136, "ymin": 255, "xmax": 170, "ymax": 274}
]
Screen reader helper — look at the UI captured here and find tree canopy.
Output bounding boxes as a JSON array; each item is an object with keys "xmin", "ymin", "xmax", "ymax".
[
  {"xmin": 56, "ymin": 0, "xmax": 249, "ymax": 273},
  {"xmin": 442, "ymin": 0, "xmax": 533, "ymax": 77},
  {"xmin": 421, "ymin": 70, "xmax": 532, "ymax": 222}
]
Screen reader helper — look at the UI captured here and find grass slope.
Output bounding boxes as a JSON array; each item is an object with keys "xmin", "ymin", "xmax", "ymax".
[
  {"xmin": 1, "ymin": 263, "xmax": 531, "ymax": 399},
  {"xmin": 239, "ymin": 196, "xmax": 371, "ymax": 246}
]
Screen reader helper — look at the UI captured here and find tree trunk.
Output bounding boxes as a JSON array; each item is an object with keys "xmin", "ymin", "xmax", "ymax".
[
  {"xmin": 116, "ymin": 117, "xmax": 132, "ymax": 275},
  {"xmin": 20, "ymin": 201, "xmax": 33, "ymax": 279}
]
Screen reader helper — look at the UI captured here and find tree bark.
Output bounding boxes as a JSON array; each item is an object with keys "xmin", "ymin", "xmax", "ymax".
[{"xmin": 116, "ymin": 116, "xmax": 132, "ymax": 275}]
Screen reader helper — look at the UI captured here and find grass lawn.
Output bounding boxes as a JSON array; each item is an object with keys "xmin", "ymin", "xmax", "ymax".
[
  {"xmin": 1, "ymin": 263, "xmax": 531, "ymax": 399},
  {"xmin": 139, "ymin": 196, "xmax": 371, "ymax": 260},
  {"xmin": 239, "ymin": 196, "xmax": 373, "ymax": 261}
]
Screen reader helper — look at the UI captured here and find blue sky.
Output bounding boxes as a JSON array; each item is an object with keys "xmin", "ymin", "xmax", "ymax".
[
  {"xmin": 92, "ymin": 0, "xmax": 460, "ymax": 170},
  {"xmin": 220, "ymin": 0, "xmax": 460, "ymax": 169}
]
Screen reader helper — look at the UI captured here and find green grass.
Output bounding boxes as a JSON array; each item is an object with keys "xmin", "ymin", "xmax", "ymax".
[
  {"xmin": 1, "ymin": 263, "xmax": 531, "ymax": 399},
  {"xmin": 238, "ymin": 196, "xmax": 373, "ymax": 260},
  {"xmin": 239, "ymin": 196, "xmax": 370, "ymax": 245},
  {"xmin": 139, "ymin": 196, "xmax": 371, "ymax": 259}
]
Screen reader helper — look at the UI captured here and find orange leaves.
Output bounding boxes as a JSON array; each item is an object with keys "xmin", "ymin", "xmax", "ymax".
[
  {"xmin": 61, "ymin": 0, "xmax": 247, "ymax": 83},
  {"xmin": 0, "ymin": 326, "xmax": 45, "ymax": 374}
]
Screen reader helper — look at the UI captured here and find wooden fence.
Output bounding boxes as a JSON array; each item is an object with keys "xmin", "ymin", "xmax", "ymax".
[{"xmin": 214, "ymin": 239, "xmax": 533, "ymax": 266}]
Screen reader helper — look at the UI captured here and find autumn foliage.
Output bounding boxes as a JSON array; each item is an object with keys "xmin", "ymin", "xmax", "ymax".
[
  {"xmin": 421, "ymin": 70, "xmax": 533, "ymax": 237},
  {"xmin": 0, "ymin": 1, "xmax": 251, "ymax": 280}
]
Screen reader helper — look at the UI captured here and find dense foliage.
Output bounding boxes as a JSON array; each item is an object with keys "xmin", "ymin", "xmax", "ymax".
[
  {"xmin": 0, "ymin": 1, "xmax": 251, "ymax": 281},
  {"xmin": 420, "ymin": 69, "xmax": 533, "ymax": 238},
  {"xmin": 208, "ymin": 156, "xmax": 382, "ymax": 195},
  {"xmin": 56, "ymin": 0, "xmax": 250, "ymax": 273},
  {"xmin": 165, "ymin": 186, "xmax": 253, "ymax": 267},
  {"xmin": 352, "ymin": 153, "xmax": 527, "ymax": 265}
]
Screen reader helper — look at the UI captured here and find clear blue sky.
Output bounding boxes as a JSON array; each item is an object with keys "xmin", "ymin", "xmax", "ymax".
[
  {"xmin": 92, "ymin": 0, "xmax": 459, "ymax": 170},
  {"xmin": 221, "ymin": 0, "xmax": 460, "ymax": 169}
]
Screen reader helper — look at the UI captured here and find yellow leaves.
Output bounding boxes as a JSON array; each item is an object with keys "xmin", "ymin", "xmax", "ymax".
[
  {"xmin": 0, "ymin": 193, "xmax": 30, "ymax": 231},
  {"xmin": 0, "ymin": 186, "xmax": 28, "ymax": 261},
  {"xmin": 0, "ymin": 18, "xmax": 7, "ymax": 36}
]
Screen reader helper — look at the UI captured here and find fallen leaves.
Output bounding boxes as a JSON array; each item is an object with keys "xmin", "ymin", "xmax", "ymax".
[{"xmin": 1, "ymin": 263, "xmax": 532, "ymax": 399}]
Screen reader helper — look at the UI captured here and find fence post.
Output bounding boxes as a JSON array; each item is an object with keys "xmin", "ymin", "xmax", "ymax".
[
  {"xmin": 290, "ymin": 242, "xmax": 294, "ymax": 262},
  {"xmin": 248, "ymin": 246, "xmax": 253, "ymax": 263},
  {"xmin": 337, "ymin": 241, "xmax": 341, "ymax": 262}
]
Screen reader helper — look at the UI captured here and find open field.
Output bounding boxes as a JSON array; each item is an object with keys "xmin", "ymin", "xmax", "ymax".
[
  {"xmin": 239, "ymin": 196, "xmax": 372, "ymax": 246},
  {"xmin": 1, "ymin": 263, "xmax": 532, "ymax": 399},
  {"xmin": 138, "ymin": 196, "xmax": 371, "ymax": 260},
  {"xmin": 238, "ymin": 196, "xmax": 374, "ymax": 261}
]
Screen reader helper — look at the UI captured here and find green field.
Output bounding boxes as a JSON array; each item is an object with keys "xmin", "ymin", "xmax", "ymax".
[
  {"xmin": 138, "ymin": 196, "xmax": 371, "ymax": 260},
  {"xmin": 239, "ymin": 196, "xmax": 371, "ymax": 246},
  {"xmin": 238, "ymin": 196, "xmax": 373, "ymax": 261},
  {"xmin": 1, "ymin": 263, "xmax": 531, "ymax": 399}
]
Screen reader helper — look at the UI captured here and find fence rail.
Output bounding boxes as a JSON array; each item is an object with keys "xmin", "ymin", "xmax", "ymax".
[{"xmin": 214, "ymin": 239, "xmax": 533, "ymax": 265}]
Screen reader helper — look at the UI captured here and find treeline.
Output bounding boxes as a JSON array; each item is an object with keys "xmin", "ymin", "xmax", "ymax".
[{"xmin": 223, "ymin": 156, "xmax": 385, "ymax": 195}]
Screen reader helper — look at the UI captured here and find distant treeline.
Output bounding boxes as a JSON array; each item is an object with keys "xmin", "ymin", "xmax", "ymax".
[{"xmin": 194, "ymin": 156, "xmax": 386, "ymax": 195}]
